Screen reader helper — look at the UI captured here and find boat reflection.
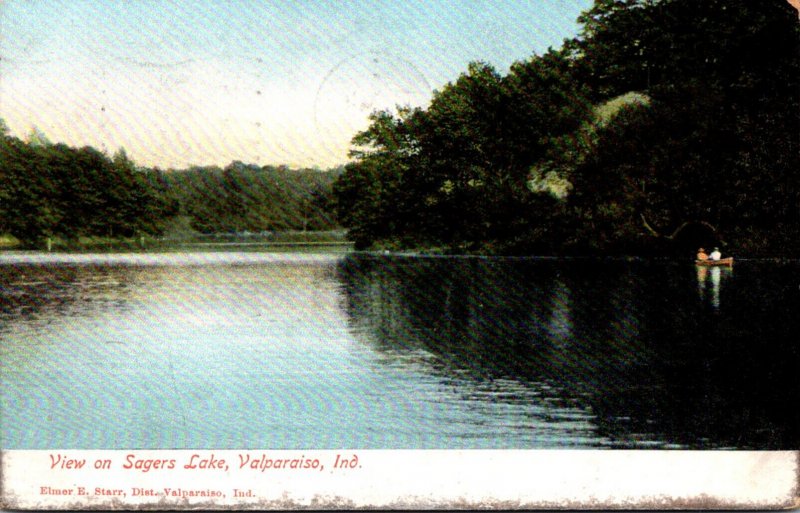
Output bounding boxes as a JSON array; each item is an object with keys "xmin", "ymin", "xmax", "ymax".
[
  {"xmin": 709, "ymin": 266, "xmax": 722, "ymax": 308},
  {"xmin": 696, "ymin": 265, "xmax": 707, "ymax": 297},
  {"xmin": 695, "ymin": 264, "xmax": 732, "ymax": 308}
]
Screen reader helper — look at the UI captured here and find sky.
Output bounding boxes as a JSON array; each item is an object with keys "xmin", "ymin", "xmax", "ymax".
[{"xmin": 0, "ymin": 0, "xmax": 592, "ymax": 170}]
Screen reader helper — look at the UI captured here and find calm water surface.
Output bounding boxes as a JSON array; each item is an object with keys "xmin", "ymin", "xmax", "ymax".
[{"xmin": 1, "ymin": 252, "xmax": 797, "ymax": 449}]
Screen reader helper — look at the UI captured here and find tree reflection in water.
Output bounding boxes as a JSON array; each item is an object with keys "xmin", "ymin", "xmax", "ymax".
[{"xmin": 337, "ymin": 255, "xmax": 799, "ymax": 449}]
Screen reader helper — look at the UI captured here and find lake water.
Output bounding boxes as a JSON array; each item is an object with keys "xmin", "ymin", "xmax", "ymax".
[{"xmin": 1, "ymin": 252, "xmax": 797, "ymax": 449}]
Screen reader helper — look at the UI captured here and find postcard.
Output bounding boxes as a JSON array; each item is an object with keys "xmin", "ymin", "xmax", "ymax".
[{"xmin": 1, "ymin": 0, "xmax": 798, "ymax": 509}]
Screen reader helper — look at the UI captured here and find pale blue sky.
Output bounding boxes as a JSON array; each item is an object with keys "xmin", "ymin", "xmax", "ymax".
[{"xmin": 1, "ymin": 1, "xmax": 592, "ymax": 169}]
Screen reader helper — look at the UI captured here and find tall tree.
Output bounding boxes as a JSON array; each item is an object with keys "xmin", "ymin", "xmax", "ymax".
[
  {"xmin": 555, "ymin": 0, "xmax": 800, "ymax": 253},
  {"xmin": 335, "ymin": 108, "xmax": 424, "ymax": 248}
]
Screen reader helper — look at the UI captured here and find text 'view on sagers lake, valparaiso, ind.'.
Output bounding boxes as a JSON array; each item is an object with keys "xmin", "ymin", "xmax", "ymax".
[{"xmin": 1, "ymin": 1, "xmax": 798, "ymax": 455}]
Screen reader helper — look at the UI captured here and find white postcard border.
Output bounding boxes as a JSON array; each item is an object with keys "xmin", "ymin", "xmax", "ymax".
[{"xmin": 1, "ymin": 449, "xmax": 797, "ymax": 509}]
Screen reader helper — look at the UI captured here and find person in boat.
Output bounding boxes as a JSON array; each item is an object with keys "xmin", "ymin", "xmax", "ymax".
[
  {"xmin": 696, "ymin": 248, "xmax": 709, "ymax": 261},
  {"xmin": 709, "ymin": 247, "xmax": 722, "ymax": 261}
]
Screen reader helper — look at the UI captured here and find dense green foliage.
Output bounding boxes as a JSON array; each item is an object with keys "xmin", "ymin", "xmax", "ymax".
[
  {"xmin": 0, "ymin": 128, "xmax": 174, "ymax": 246},
  {"xmin": 0, "ymin": 125, "xmax": 340, "ymax": 247},
  {"xmin": 334, "ymin": 0, "xmax": 800, "ymax": 255},
  {"xmin": 161, "ymin": 162, "xmax": 339, "ymax": 234}
]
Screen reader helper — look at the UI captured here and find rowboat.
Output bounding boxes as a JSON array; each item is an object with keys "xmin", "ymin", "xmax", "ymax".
[{"xmin": 695, "ymin": 257, "xmax": 733, "ymax": 267}]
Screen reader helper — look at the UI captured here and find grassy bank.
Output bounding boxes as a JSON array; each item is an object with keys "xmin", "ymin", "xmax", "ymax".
[{"xmin": 0, "ymin": 231, "xmax": 352, "ymax": 252}]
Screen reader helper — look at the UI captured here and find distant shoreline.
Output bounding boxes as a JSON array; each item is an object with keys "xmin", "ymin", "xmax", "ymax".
[
  {"xmin": 0, "ymin": 231, "xmax": 790, "ymax": 260},
  {"xmin": 0, "ymin": 230, "xmax": 351, "ymax": 252}
]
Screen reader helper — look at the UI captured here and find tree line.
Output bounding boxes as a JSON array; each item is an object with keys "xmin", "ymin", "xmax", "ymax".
[
  {"xmin": 333, "ymin": 0, "xmax": 800, "ymax": 256},
  {"xmin": 0, "ymin": 125, "xmax": 172, "ymax": 245},
  {"xmin": 2, "ymin": 1, "xmax": 796, "ymax": 254},
  {"xmin": 0, "ymin": 123, "xmax": 339, "ymax": 247},
  {"xmin": 161, "ymin": 162, "xmax": 339, "ymax": 235}
]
